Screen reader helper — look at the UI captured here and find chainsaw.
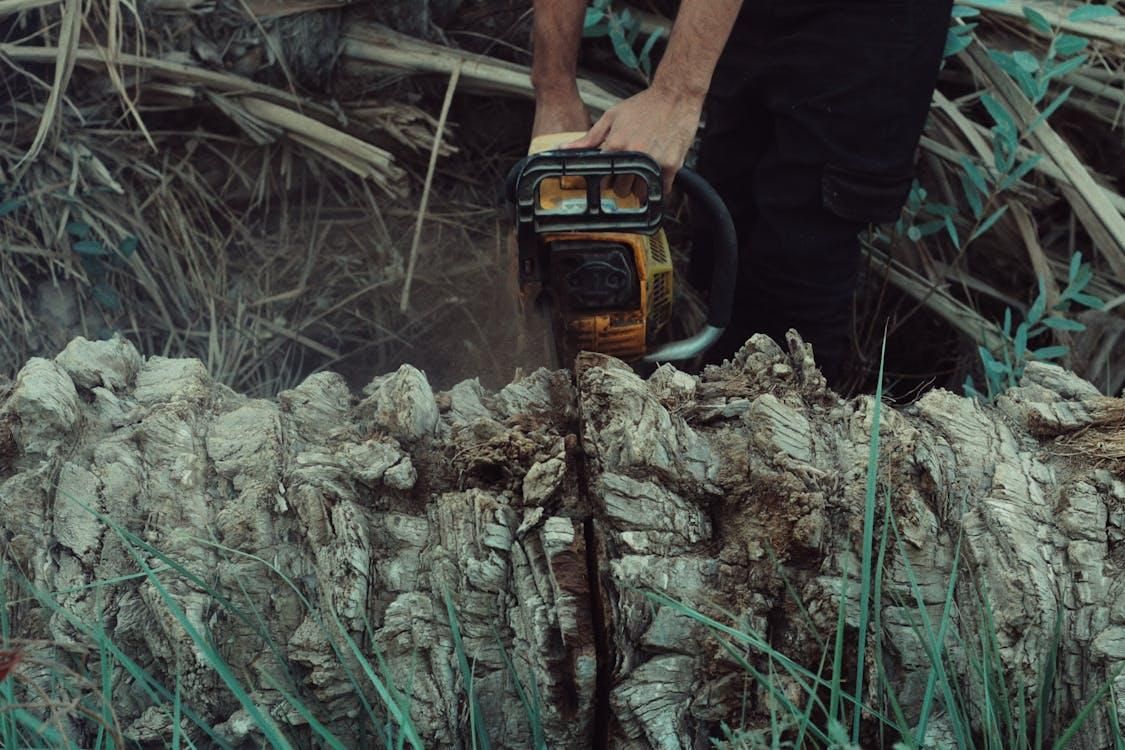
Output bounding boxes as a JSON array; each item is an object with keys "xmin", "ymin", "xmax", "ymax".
[{"xmin": 504, "ymin": 132, "xmax": 737, "ymax": 369}]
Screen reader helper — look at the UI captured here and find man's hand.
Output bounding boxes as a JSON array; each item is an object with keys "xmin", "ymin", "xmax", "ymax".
[
  {"xmin": 528, "ymin": 0, "xmax": 742, "ymax": 191},
  {"xmin": 563, "ymin": 83, "xmax": 705, "ymax": 193}
]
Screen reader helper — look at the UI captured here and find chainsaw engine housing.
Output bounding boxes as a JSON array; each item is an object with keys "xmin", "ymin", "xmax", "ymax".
[
  {"xmin": 508, "ymin": 143, "xmax": 735, "ymax": 367},
  {"xmin": 511, "ymin": 154, "xmax": 674, "ymax": 364},
  {"xmin": 542, "ymin": 229, "xmax": 674, "ymax": 362}
]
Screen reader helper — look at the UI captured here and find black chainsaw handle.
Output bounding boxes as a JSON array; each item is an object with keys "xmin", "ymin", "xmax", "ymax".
[{"xmin": 672, "ymin": 167, "xmax": 736, "ymax": 330}]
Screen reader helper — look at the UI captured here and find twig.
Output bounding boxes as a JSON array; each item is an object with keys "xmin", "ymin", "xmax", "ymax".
[{"xmin": 400, "ymin": 61, "xmax": 461, "ymax": 312}]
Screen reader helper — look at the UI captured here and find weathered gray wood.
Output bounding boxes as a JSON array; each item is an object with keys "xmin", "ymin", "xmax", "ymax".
[{"xmin": 1, "ymin": 333, "xmax": 1122, "ymax": 747}]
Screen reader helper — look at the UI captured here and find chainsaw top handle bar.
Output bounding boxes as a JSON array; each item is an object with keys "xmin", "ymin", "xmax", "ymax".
[{"xmin": 504, "ymin": 149, "xmax": 738, "ymax": 335}]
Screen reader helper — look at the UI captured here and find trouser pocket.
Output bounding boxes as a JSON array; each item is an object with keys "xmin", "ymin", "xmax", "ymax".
[{"xmin": 821, "ymin": 163, "xmax": 914, "ymax": 225}]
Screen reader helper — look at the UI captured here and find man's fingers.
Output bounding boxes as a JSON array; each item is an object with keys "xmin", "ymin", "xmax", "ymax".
[
  {"xmin": 563, "ymin": 114, "xmax": 611, "ymax": 149},
  {"xmin": 663, "ymin": 167, "xmax": 678, "ymax": 196}
]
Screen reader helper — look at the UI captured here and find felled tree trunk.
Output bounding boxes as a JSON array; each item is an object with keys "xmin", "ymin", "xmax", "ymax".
[{"xmin": 1, "ymin": 334, "xmax": 1123, "ymax": 748}]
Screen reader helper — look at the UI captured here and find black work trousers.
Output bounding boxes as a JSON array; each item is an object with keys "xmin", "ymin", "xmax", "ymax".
[{"xmin": 688, "ymin": 0, "xmax": 954, "ymax": 383}]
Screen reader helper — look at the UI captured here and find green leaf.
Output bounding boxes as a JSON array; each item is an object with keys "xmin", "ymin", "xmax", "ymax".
[
  {"xmin": 1028, "ymin": 279, "xmax": 1047, "ymax": 325},
  {"xmin": 92, "ymin": 282, "xmax": 121, "ymax": 311},
  {"xmin": 118, "ymin": 235, "xmax": 138, "ymax": 258},
  {"xmin": 1015, "ymin": 67, "xmax": 1041, "ymax": 101},
  {"xmin": 1071, "ymin": 292, "xmax": 1105, "ymax": 310},
  {"xmin": 1028, "ymin": 86, "xmax": 1074, "ymax": 134},
  {"xmin": 989, "ymin": 50, "xmax": 1025, "ymax": 78},
  {"xmin": 1042, "ymin": 316, "xmax": 1086, "ymax": 332},
  {"xmin": 638, "ymin": 27, "xmax": 663, "ymax": 77},
  {"xmin": 945, "ymin": 28, "xmax": 974, "ymax": 57},
  {"xmin": 1032, "ymin": 345, "xmax": 1069, "ymax": 360},
  {"xmin": 1003, "ymin": 307, "xmax": 1013, "ymax": 337},
  {"xmin": 951, "ymin": 5, "xmax": 980, "ymax": 17},
  {"xmin": 1013, "ymin": 50, "xmax": 1041, "ymax": 72},
  {"xmin": 923, "ymin": 201, "xmax": 958, "ymax": 218},
  {"xmin": 1043, "ymin": 55, "xmax": 1088, "ymax": 82},
  {"xmin": 907, "ymin": 225, "xmax": 923, "ymax": 242},
  {"xmin": 1014, "ymin": 321, "xmax": 1029, "ymax": 361},
  {"xmin": 66, "ymin": 220, "xmax": 91, "ymax": 238},
  {"xmin": 1000, "ymin": 153, "xmax": 1043, "ymax": 190},
  {"xmin": 916, "ymin": 219, "xmax": 947, "ymax": 237},
  {"xmin": 997, "ymin": 127, "xmax": 1020, "ymax": 172},
  {"xmin": 980, "ymin": 346, "xmax": 1008, "ymax": 375},
  {"xmin": 0, "ymin": 198, "xmax": 22, "ymax": 217},
  {"xmin": 960, "ymin": 155, "xmax": 990, "ymax": 196},
  {"xmin": 1023, "ymin": 6, "xmax": 1052, "ymax": 33},
  {"xmin": 960, "ymin": 171, "xmax": 985, "ymax": 218},
  {"xmin": 608, "ymin": 18, "xmax": 639, "ymax": 69},
  {"xmin": 1066, "ymin": 264, "xmax": 1093, "ymax": 296},
  {"xmin": 621, "ymin": 9, "xmax": 640, "ymax": 45},
  {"xmin": 1067, "ymin": 250, "xmax": 1083, "ymax": 281},
  {"xmin": 970, "ymin": 204, "xmax": 1010, "ymax": 241},
  {"xmin": 73, "ymin": 239, "xmax": 109, "ymax": 256},
  {"xmin": 981, "ymin": 93, "xmax": 1016, "ymax": 134},
  {"xmin": 944, "ymin": 214, "xmax": 961, "ymax": 248},
  {"xmin": 1068, "ymin": 4, "xmax": 1120, "ymax": 22},
  {"xmin": 1054, "ymin": 34, "xmax": 1089, "ymax": 57},
  {"xmin": 583, "ymin": 7, "xmax": 606, "ymax": 31}
]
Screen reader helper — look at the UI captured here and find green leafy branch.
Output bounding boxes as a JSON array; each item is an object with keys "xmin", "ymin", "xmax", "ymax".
[
  {"xmin": 65, "ymin": 218, "xmax": 137, "ymax": 314},
  {"xmin": 965, "ymin": 251, "xmax": 1106, "ymax": 401},
  {"xmin": 583, "ymin": 0, "xmax": 664, "ymax": 80}
]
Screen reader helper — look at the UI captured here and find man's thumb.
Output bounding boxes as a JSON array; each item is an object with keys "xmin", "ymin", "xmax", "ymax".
[{"xmin": 563, "ymin": 115, "xmax": 610, "ymax": 149}]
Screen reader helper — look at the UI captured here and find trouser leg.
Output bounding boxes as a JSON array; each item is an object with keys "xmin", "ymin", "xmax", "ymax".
[{"xmin": 691, "ymin": 0, "xmax": 954, "ymax": 385}]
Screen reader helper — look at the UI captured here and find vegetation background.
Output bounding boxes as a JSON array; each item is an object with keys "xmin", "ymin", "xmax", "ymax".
[{"xmin": 0, "ymin": 0, "xmax": 1124, "ymax": 748}]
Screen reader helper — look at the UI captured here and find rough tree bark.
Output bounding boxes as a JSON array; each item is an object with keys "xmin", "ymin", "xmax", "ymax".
[{"xmin": 1, "ymin": 334, "xmax": 1123, "ymax": 748}]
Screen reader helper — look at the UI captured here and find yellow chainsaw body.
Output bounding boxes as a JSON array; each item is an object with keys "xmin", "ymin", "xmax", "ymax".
[{"xmin": 522, "ymin": 133, "xmax": 674, "ymax": 364}]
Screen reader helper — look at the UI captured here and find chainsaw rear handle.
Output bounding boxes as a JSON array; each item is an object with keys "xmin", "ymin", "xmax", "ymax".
[{"xmin": 505, "ymin": 150, "xmax": 738, "ymax": 362}]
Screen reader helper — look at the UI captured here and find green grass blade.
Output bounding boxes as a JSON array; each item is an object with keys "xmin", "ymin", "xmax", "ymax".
[
  {"xmin": 639, "ymin": 589, "xmax": 895, "ymax": 726},
  {"xmin": 765, "ymin": 545, "xmax": 828, "ymax": 653},
  {"xmin": 443, "ymin": 588, "xmax": 491, "ymax": 750},
  {"xmin": 66, "ymin": 495, "xmax": 418, "ymax": 747},
  {"xmin": 916, "ymin": 529, "xmax": 963, "ymax": 742},
  {"xmin": 1036, "ymin": 610, "xmax": 1063, "ymax": 749},
  {"xmin": 1, "ymin": 562, "xmax": 16, "ymax": 750},
  {"xmin": 830, "ymin": 559, "xmax": 850, "ymax": 728},
  {"xmin": 258, "ymin": 670, "xmax": 349, "ymax": 750},
  {"xmin": 12, "ymin": 568, "xmax": 234, "ymax": 748},
  {"xmin": 873, "ymin": 492, "xmax": 914, "ymax": 749},
  {"xmin": 112, "ymin": 529, "xmax": 296, "ymax": 750},
  {"xmin": 1052, "ymin": 667, "xmax": 1123, "ymax": 749},
  {"xmin": 853, "ymin": 328, "xmax": 888, "ymax": 742},
  {"xmin": 716, "ymin": 637, "xmax": 832, "ymax": 746},
  {"xmin": 796, "ymin": 619, "xmax": 836, "ymax": 749},
  {"xmin": 173, "ymin": 671, "xmax": 183, "ymax": 750},
  {"xmin": 885, "ymin": 513, "xmax": 969, "ymax": 749},
  {"xmin": 95, "ymin": 589, "xmax": 118, "ymax": 750},
  {"xmin": 1109, "ymin": 684, "xmax": 1124, "ymax": 750},
  {"xmin": 492, "ymin": 624, "xmax": 546, "ymax": 749},
  {"xmin": 199, "ymin": 538, "xmax": 390, "ymax": 734},
  {"xmin": 8, "ymin": 706, "xmax": 66, "ymax": 745}
]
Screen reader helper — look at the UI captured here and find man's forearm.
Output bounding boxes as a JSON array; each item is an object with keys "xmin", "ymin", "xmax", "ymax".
[
  {"xmin": 653, "ymin": 0, "xmax": 743, "ymax": 99},
  {"xmin": 531, "ymin": 0, "xmax": 587, "ymax": 97}
]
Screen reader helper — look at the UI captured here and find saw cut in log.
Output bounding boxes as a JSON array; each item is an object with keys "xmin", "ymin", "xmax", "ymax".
[{"xmin": 2, "ymin": 333, "xmax": 1124, "ymax": 747}]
